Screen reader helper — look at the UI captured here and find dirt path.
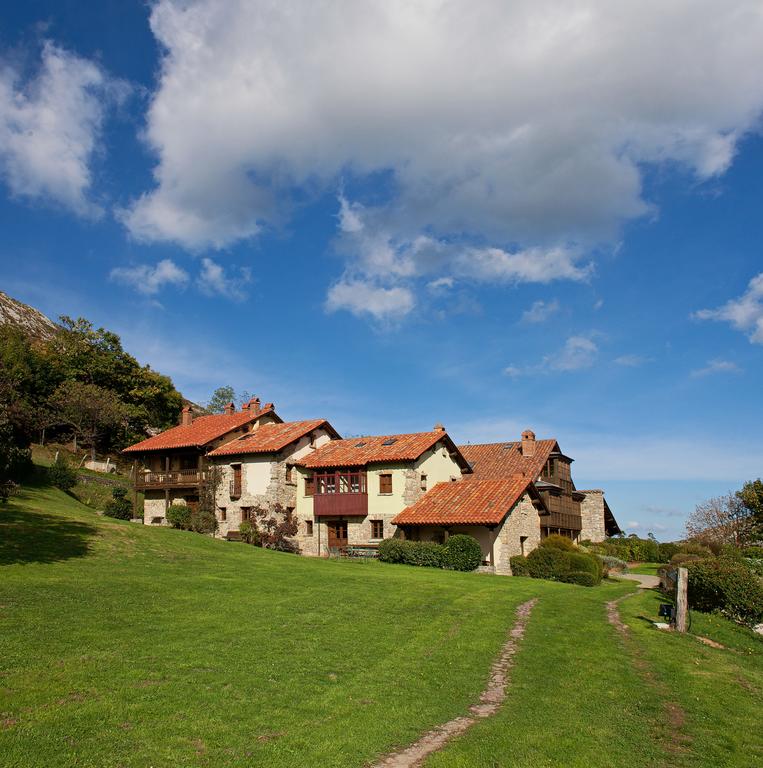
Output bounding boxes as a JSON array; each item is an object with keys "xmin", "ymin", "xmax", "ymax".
[
  {"xmin": 618, "ymin": 572, "xmax": 661, "ymax": 589},
  {"xmin": 606, "ymin": 592, "xmax": 691, "ymax": 757},
  {"xmin": 373, "ymin": 598, "xmax": 538, "ymax": 768}
]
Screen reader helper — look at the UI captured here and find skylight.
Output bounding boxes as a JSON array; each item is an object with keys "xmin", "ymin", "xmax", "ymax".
[
  {"xmin": 354, "ymin": 441, "xmax": 367, "ymax": 447},
  {"xmin": 381, "ymin": 438, "xmax": 397, "ymax": 446}
]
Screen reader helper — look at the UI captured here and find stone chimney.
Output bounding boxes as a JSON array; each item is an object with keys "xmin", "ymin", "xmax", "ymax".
[
  {"xmin": 262, "ymin": 402, "xmax": 274, "ymax": 412},
  {"xmin": 521, "ymin": 429, "xmax": 536, "ymax": 457},
  {"xmin": 181, "ymin": 406, "xmax": 194, "ymax": 426},
  {"xmin": 241, "ymin": 396, "xmax": 261, "ymax": 414},
  {"xmin": 224, "ymin": 401, "xmax": 235, "ymax": 415},
  {"xmin": 434, "ymin": 422, "xmax": 446, "ymax": 432}
]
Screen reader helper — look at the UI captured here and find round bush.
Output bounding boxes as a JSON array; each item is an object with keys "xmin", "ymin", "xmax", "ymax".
[
  {"xmin": 657, "ymin": 542, "xmax": 680, "ymax": 562},
  {"xmin": 166, "ymin": 504, "xmax": 191, "ymax": 529},
  {"xmin": 509, "ymin": 555, "xmax": 529, "ymax": 576},
  {"xmin": 378, "ymin": 538, "xmax": 409, "ymax": 564},
  {"xmin": 527, "ymin": 546, "xmax": 569, "ymax": 580},
  {"xmin": 47, "ymin": 459, "xmax": 77, "ymax": 491},
  {"xmin": 239, "ymin": 520, "xmax": 258, "ymax": 544},
  {"xmin": 404, "ymin": 541, "xmax": 445, "ymax": 568},
  {"xmin": 564, "ymin": 571, "xmax": 597, "ymax": 587},
  {"xmin": 539, "ymin": 534, "xmax": 576, "ymax": 551},
  {"xmin": 190, "ymin": 509, "xmax": 218, "ymax": 534},
  {"xmin": 443, "ymin": 534, "xmax": 482, "ymax": 571},
  {"xmin": 112, "ymin": 486, "xmax": 128, "ymax": 500},
  {"xmin": 686, "ymin": 557, "xmax": 763, "ymax": 626},
  {"xmin": 565, "ymin": 551, "xmax": 602, "ymax": 583}
]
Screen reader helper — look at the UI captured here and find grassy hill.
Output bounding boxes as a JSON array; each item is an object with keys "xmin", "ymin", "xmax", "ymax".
[{"xmin": 1, "ymin": 480, "xmax": 761, "ymax": 767}]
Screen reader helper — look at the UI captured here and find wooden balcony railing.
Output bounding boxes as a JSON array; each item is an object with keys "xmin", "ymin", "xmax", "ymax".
[
  {"xmin": 136, "ymin": 468, "xmax": 206, "ymax": 490},
  {"xmin": 313, "ymin": 471, "xmax": 368, "ymax": 517},
  {"xmin": 542, "ymin": 512, "xmax": 583, "ymax": 532}
]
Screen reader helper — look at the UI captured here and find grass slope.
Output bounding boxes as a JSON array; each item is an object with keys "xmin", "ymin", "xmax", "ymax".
[{"xmin": 2, "ymin": 481, "xmax": 760, "ymax": 767}]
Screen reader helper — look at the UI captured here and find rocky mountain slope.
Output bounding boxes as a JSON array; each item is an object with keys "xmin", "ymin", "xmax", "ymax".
[{"xmin": 0, "ymin": 290, "xmax": 58, "ymax": 341}]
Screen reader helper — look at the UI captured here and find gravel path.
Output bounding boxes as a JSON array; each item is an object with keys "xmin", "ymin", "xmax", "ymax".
[{"xmin": 618, "ymin": 572, "xmax": 661, "ymax": 589}]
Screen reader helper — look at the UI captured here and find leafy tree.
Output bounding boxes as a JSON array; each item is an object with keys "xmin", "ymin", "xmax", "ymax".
[
  {"xmin": 736, "ymin": 479, "xmax": 763, "ymax": 539},
  {"xmin": 49, "ymin": 381, "xmax": 128, "ymax": 454},
  {"xmin": 248, "ymin": 503, "xmax": 299, "ymax": 552},
  {"xmin": 686, "ymin": 493, "xmax": 754, "ymax": 547},
  {"xmin": 0, "ymin": 413, "xmax": 31, "ymax": 502},
  {"xmin": 205, "ymin": 386, "xmax": 236, "ymax": 414}
]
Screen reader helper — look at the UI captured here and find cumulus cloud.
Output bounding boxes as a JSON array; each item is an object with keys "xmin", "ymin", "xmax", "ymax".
[
  {"xmin": 0, "ymin": 42, "xmax": 124, "ymax": 215},
  {"xmin": 521, "ymin": 299, "xmax": 560, "ymax": 324},
  {"xmin": 690, "ymin": 358, "xmax": 742, "ymax": 378},
  {"xmin": 110, "ymin": 259, "xmax": 189, "ymax": 295},
  {"xmin": 693, "ymin": 273, "xmax": 763, "ymax": 344},
  {"xmin": 548, "ymin": 336, "xmax": 599, "ymax": 371},
  {"xmin": 197, "ymin": 257, "xmax": 251, "ymax": 301},
  {"xmin": 325, "ymin": 279, "xmax": 415, "ymax": 322},
  {"xmin": 122, "ymin": 1, "xmax": 763, "ymax": 316}
]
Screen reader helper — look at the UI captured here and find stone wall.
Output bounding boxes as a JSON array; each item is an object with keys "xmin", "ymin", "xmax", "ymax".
[
  {"xmin": 494, "ymin": 493, "xmax": 542, "ymax": 574},
  {"xmin": 579, "ymin": 490, "xmax": 606, "ymax": 542}
]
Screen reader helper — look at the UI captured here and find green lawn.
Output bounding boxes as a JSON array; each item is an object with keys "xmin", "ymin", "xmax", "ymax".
[
  {"xmin": 1, "ymin": 480, "xmax": 760, "ymax": 767},
  {"xmin": 628, "ymin": 562, "xmax": 662, "ymax": 575}
]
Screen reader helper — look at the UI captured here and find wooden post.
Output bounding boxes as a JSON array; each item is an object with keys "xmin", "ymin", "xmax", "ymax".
[
  {"xmin": 675, "ymin": 567, "xmax": 688, "ymax": 633},
  {"xmin": 165, "ymin": 455, "xmax": 171, "ymax": 514},
  {"xmin": 132, "ymin": 459, "xmax": 138, "ymax": 521}
]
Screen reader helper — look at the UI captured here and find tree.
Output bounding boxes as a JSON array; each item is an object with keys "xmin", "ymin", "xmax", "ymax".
[
  {"xmin": 686, "ymin": 493, "xmax": 754, "ymax": 547},
  {"xmin": 736, "ymin": 479, "xmax": 763, "ymax": 540},
  {"xmin": 49, "ymin": 381, "xmax": 128, "ymax": 454},
  {"xmin": 249, "ymin": 503, "xmax": 299, "ymax": 552},
  {"xmin": 205, "ymin": 386, "xmax": 252, "ymax": 414}
]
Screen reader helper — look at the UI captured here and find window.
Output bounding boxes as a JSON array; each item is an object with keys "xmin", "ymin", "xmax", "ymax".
[
  {"xmin": 381, "ymin": 438, "xmax": 397, "ymax": 446},
  {"xmin": 520, "ymin": 535, "xmax": 528, "ymax": 556},
  {"xmin": 371, "ymin": 520, "xmax": 384, "ymax": 539},
  {"xmin": 285, "ymin": 465, "xmax": 293, "ymax": 483},
  {"xmin": 420, "ymin": 473, "xmax": 428, "ymax": 491},
  {"xmin": 305, "ymin": 475, "xmax": 314, "ymax": 496},
  {"xmin": 305, "ymin": 520, "xmax": 314, "ymax": 536},
  {"xmin": 379, "ymin": 473, "xmax": 392, "ymax": 494},
  {"xmin": 241, "ymin": 507, "xmax": 251, "ymax": 522},
  {"xmin": 230, "ymin": 463, "xmax": 242, "ymax": 498},
  {"xmin": 219, "ymin": 507, "xmax": 227, "ymax": 522}
]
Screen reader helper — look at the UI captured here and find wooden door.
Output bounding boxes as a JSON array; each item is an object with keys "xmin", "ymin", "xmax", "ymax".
[{"xmin": 327, "ymin": 520, "xmax": 348, "ymax": 550}]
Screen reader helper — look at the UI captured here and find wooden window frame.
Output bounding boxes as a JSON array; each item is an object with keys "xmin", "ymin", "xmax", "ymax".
[
  {"xmin": 241, "ymin": 506, "xmax": 251, "ymax": 522},
  {"xmin": 219, "ymin": 507, "xmax": 227, "ymax": 522},
  {"xmin": 305, "ymin": 475, "xmax": 315, "ymax": 496},
  {"xmin": 305, "ymin": 520, "xmax": 314, "ymax": 536},
  {"xmin": 371, "ymin": 519, "xmax": 384, "ymax": 539},
  {"xmin": 378, "ymin": 473, "xmax": 392, "ymax": 495},
  {"xmin": 285, "ymin": 465, "xmax": 293, "ymax": 483}
]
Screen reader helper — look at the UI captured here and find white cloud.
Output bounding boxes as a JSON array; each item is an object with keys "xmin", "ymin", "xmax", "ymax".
[
  {"xmin": 694, "ymin": 273, "xmax": 763, "ymax": 344},
  {"xmin": 427, "ymin": 276, "xmax": 455, "ymax": 294},
  {"xmin": 325, "ymin": 279, "xmax": 415, "ymax": 322},
  {"xmin": 521, "ymin": 299, "xmax": 560, "ymax": 324},
  {"xmin": 503, "ymin": 365, "xmax": 523, "ymax": 378},
  {"xmin": 548, "ymin": 335, "xmax": 599, "ymax": 371},
  {"xmin": 197, "ymin": 257, "xmax": 251, "ymax": 301},
  {"xmin": 614, "ymin": 354, "xmax": 651, "ymax": 367},
  {"xmin": 124, "ymin": 1, "xmax": 763, "ymax": 258},
  {"xmin": 0, "ymin": 42, "xmax": 123, "ymax": 215},
  {"xmin": 690, "ymin": 358, "xmax": 742, "ymax": 378},
  {"xmin": 110, "ymin": 259, "xmax": 189, "ymax": 295}
]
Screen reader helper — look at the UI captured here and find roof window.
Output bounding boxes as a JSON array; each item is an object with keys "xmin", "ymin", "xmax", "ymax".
[
  {"xmin": 381, "ymin": 438, "xmax": 397, "ymax": 446},
  {"xmin": 354, "ymin": 441, "xmax": 367, "ymax": 447}
]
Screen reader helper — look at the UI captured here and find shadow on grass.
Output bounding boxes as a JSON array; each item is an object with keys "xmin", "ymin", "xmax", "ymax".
[{"xmin": 0, "ymin": 489, "xmax": 97, "ymax": 566}]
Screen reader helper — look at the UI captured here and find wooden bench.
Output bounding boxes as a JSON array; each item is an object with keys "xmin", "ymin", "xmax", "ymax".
[
  {"xmin": 226, "ymin": 530, "xmax": 243, "ymax": 542},
  {"xmin": 344, "ymin": 543, "xmax": 380, "ymax": 559}
]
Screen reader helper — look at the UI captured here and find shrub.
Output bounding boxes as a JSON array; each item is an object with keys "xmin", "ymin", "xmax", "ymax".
[
  {"xmin": 539, "ymin": 534, "xmax": 576, "ymax": 551},
  {"xmin": 563, "ymin": 570, "xmax": 597, "ymax": 587},
  {"xmin": 443, "ymin": 534, "xmax": 482, "ymax": 571},
  {"xmin": 742, "ymin": 545, "xmax": 763, "ymax": 559},
  {"xmin": 527, "ymin": 546, "xmax": 569, "ymax": 580},
  {"xmin": 670, "ymin": 552, "xmax": 704, "ymax": 566},
  {"xmin": 378, "ymin": 538, "xmax": 409, "ymax": 564},
  {"xmin": 239, "ymin": 520, "xmax": 258, "ymax": 544},
  {"xmin": 566, "ymin": 551, "xmax": 602, "ymax": 583},
  {"xmin": 657, "ymin": 542, "xmax": 680, "ymax": 562},
  {"xmin": 104, "ymin": 486, "xmax": 132, "ymax": 519},
  {"xmin": 166, "ymin": 504, "xmax": 191, "ymax": 529},
  {"xmin": 677, "ymin": 541, "xmax": 713, "ymax": 558},
  {"xmin": 404, "ymin": 541, "xmax": 445, "ymax": 568},
  {"xmin": 190, "ymin": 509, "xmax": 218, "ymax": 535},
  {"xmin": 598, "ymin": 555, "xmax": 627, "ymax": 574},
  {"xmin": 509, "ymin": 555, "xmax": 529, "ymax": 576},
  {"xmin": 48, "ymin": 457, "xmax": 77, "ymax": 491},
  {"xmin": 686, "ymin": 557, "xmax": 763, "ymax": 627}
]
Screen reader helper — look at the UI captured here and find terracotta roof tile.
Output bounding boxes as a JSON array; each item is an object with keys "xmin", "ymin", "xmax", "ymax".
[
  {"xmin": 393, "ymin": 477, "xmax": 533, "ymax": 526},
  {"xmin": 122, "ymin": 408, "xmax": 277, "ymax": 453},
  {"xmin": 458, "ymin": 439, "xmax": 558, "ymax": 481},
  {"xmin": 299, "ymin": 431, "xmax": 468, "ymax": 469},
  {"xmin": 208, "ymin": 419, "xmax": 338, "ymax": 457}
]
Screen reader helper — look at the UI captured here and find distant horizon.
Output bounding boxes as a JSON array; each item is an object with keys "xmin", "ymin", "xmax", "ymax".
[{"xmin": 2, "ymin": 1, "xmax": 763, "ymax": 542}]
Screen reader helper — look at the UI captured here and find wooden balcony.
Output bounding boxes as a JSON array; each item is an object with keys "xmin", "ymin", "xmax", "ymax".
[
  {"xmin": 312, "ymin": 470, "xmax": 368, "ymax": 517},
  {"xmin": 136, "ymin": 468, "xmax": 206, "ymax": 490},
  {"xmin": 542, "ymin": 512, "xmax": 583, "ymax": 532}
]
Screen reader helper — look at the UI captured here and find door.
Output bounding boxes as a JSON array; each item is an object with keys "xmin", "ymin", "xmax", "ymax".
[{"xmin": 327, "ymin": 520, "xmax": 348, "ymax": 550}]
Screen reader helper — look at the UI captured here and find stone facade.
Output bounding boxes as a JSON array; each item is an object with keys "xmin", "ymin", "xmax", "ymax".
[{"xmin": 579, "ymin": 490, "xmax": 607, "ymax": 542}]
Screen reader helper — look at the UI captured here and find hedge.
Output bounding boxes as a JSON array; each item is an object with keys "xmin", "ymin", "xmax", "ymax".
[
  {"xmin": 509, "ymin": 555, "xmax": 529, "ymax": 576},
  {"xmin": 526, "ymin": 546, "xmax": 602, "ymax": 585},
  {"xmin": 443, "ymin": 534, "xmax": 482, "ymax": 571},
  {"xmin": 378, "ymin": 535, "xmax": 481, "ymax": 571},
  {"xmin": 686, "ymin": 557, "xmax": 763, "ymax": 627},
  {"xmin": 539, "ymin": 534, "xmax": 576, "ymax": 551},
  {"xmin": 564, "ymin": 570, "xmax": 598, "ymax": 587}
]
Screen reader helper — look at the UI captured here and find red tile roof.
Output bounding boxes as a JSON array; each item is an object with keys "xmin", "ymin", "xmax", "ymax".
[
  {"xmin": 208, "ymin": 419, "xmax": 339, "ymax": 457},
  {"xmin": 458, "ymin": 439, "xmax": 559, "ymax": 481},
  {"xmin": 392, "ymin": 477, "xmax": 535, "ymax": 526},
  {"xmin": 122, "ymin": 408, "xmax": 278, "ymax": 453},
  {"xmin": 299, "ymin": 430, "xmax": 471, "ymax": 470}
]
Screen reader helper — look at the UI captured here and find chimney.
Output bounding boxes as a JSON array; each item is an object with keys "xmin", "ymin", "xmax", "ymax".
[
  {"xmin": 521, "ymin": 429, "xmax": 536, "ymax": 457},
  {"xmin": 434, "ymin": 422, "xmax": 446, "ymax": 432},
  {"xmin": 250, "ymin": 397, "xmax": 261, "ymax": 414},
  {"xmin": 224, "ymin": 401, "xmax": 235, "ymax": 415},
  {"xmin": 181, "ymin": 406, "xmax": 194, "ymax": 426},
  {"xmin": 262, "ymin": 402, "xmax": 274, "ymax": 412}
]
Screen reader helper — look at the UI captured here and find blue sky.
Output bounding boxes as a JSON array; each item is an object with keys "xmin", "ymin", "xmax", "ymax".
[{"xmin": 2, "ymin": 1, "xmax": 763, "ymax": 540}]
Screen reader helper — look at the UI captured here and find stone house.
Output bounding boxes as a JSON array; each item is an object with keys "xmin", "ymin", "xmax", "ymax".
[
  {"xmin": 122, "ymin": 397, "xmax": 281, "ymax": 525},
  {"xmin": 206, "ymin": 419, "xmax": 340, "ymax": 538},
  {"xmin": 578, "ymin": 489, "xmax": 621, "ymax": 541},
  {"xmin": 293, "ymin": 426, "xmax": 472, "ymax": 556}
]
